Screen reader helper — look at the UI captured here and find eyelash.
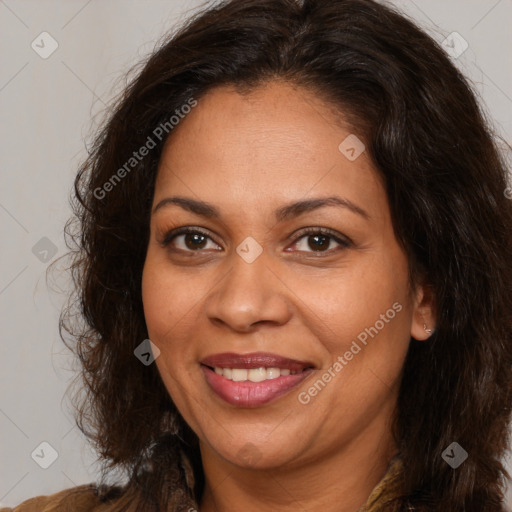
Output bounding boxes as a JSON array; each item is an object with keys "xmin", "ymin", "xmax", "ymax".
[{"xmin": 159, "ymin": 226, "xmax": 351, "ymax": 256}]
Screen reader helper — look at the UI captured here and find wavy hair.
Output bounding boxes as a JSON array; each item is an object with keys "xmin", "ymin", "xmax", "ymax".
[{"xmin": 55, "ymin": 0, "xmax": 512, "ymax": 509}]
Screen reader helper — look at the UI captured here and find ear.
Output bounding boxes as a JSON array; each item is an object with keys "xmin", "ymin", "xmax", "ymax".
[{"xmin": 410, "ymin": 281, "xmax": 436, "ymax": 341}]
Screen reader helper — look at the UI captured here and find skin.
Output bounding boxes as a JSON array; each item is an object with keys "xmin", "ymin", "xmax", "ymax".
[{"xmin": 141, "ymin": 80, "xmax": 435, "ymax": 512}]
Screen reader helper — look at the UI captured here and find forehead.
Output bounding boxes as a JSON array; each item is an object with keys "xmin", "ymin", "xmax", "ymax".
[{"xmin": 154, "ymin": 81, "xmax": 386, "ymax": 220}]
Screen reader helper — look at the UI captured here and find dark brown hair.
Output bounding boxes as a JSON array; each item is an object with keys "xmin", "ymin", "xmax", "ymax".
[{"xmin": 56, "ymin": 0, "xmax": 512, "ymax": 509}]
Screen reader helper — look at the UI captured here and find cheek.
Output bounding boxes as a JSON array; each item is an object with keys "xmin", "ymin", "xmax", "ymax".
[
  {"xmin": 292, "ymin": 252, "xmax": 410, "ymax": 356},
  {"xmin": 142, "ymin": 254, "xmax": 192, "ymax": 337},
  {"xmin": 141, "ymin": 255, "xmax": 184, "ymax": 358},
  {"xmin": 142, "ymin": 264, "xmax": 206, "ymax": 433},
  {"xmin": 141, "ymin": 265, "xmax": 169, "ymax": 338},
  {"xmin": 141, "ymin": 256, "xmax": 207, "ymax": 376},
  {"xmin": 141, "ymin": 263, "xmax": 192, "ymax": 399}
]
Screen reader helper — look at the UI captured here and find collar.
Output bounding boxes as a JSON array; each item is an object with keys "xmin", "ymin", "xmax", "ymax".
[{"xmin": 359, "ymin": 454, "xmax": 407, "ymax": 511}]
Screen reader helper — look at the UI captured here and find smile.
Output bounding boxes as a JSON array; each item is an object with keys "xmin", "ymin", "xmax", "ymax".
[
  {"xmin": 213, "ymin": 367, "xmax": 301, "ymax": 381},
  {"xmin": 200, "ymin": 352, "xmax": 314, "ymax": 407}
]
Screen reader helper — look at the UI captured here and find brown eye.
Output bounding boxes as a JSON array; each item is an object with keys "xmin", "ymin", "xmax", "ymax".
[
  {"xmin": 161, "ymin": 227, "xmax": 221, "ymax": 252},
  {"xmin": 289, "ymin": 228, "xmax": 351, "ymax": 255},
  {"xmin": 160, "ymin": 226, "xmax": 350, "ymax": 256},
  {"xmin": 182, "ymin": 232, "xmax": 208, "ymax": 250}
]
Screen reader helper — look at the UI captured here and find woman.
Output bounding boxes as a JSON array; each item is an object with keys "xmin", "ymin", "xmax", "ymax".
[{"xmin": 3, "ymin": 0, "xmax": 511, "ymax": 510}]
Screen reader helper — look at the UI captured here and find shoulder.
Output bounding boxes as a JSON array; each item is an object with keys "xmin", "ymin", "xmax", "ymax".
[{"xmin": 0, "ymin": 484, "xmax": 110, "ymax": 512}]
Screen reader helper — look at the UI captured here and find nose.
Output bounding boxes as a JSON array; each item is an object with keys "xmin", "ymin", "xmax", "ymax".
[{"xmin": 204, "ymin": 247, "xmax": 292, "ymax": 332}]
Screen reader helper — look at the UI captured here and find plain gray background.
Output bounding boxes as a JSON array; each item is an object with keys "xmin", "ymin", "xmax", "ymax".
[{"xmin": 1, "ymin": 0, "xmax": 511, "ymax": 508}]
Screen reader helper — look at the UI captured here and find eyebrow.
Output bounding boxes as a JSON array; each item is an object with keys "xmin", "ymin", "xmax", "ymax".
[{"xmin": 152, "ymin": 195, "xmax": 370, "ymax": 221}]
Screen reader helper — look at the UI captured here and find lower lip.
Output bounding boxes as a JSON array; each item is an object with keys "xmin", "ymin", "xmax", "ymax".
[{"xmin": 201, "ymin": 365, "xmax": 313, "ymax": 407}]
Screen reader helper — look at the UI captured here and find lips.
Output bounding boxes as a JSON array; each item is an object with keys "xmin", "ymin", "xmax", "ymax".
[
  {"xmin": 201, "ymin": 352, "xmax": 312, "ymax": 371},
  {"xmin": 201, "ymin": 352, "xmax": 314, "ymax": 407}
]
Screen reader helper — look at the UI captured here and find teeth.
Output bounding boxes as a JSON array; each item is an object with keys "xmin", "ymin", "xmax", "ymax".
[
  {"xmin": 213, "ymin": 366, "xmax": 300, "ymax": 381},
  {"xmin": 231, "ymin": 369, "xmax": 248, "ymax": 382},
  {"xmin": 266, "ymin": 367, "xmax": 280, "ymax": 380}
]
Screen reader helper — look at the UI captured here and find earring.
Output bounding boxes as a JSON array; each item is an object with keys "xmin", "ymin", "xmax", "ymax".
[{"xmin": 423, "ymin": 323, "xmax": 432, "ymax": 334}]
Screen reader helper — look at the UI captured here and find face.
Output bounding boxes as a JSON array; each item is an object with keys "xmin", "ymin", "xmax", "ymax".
[{"xmin": 141, "ymin": 80, "xmax": 432, "ymax": 471}]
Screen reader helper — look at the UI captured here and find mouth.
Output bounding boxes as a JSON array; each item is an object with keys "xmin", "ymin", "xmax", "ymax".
[{"xmin": 200, "ymin": 352, "xmax": 315, "ymax": 407}]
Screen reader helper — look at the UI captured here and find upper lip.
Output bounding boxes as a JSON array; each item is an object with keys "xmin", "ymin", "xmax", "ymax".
[{"xmin": 201, "ymin": 352, "xmax": 314, "ymax": 371}]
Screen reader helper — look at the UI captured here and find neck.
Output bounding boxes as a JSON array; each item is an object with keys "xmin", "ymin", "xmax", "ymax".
[{"xmin": 198, "ymin": 417, "xmax": 397, "ymax": 512}]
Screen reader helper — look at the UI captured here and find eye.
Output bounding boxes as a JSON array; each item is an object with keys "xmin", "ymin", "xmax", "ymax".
[
  {"xmin": 160, "ymin": 226, "xmax": 351, "ymax": 256},
  {"xmin": 160, "ymin": 227, "xmax": 221, "ymax": 252},
  {"xmin": 287, "ymin": 227, "xmax": 351, "ymax": 254}
]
